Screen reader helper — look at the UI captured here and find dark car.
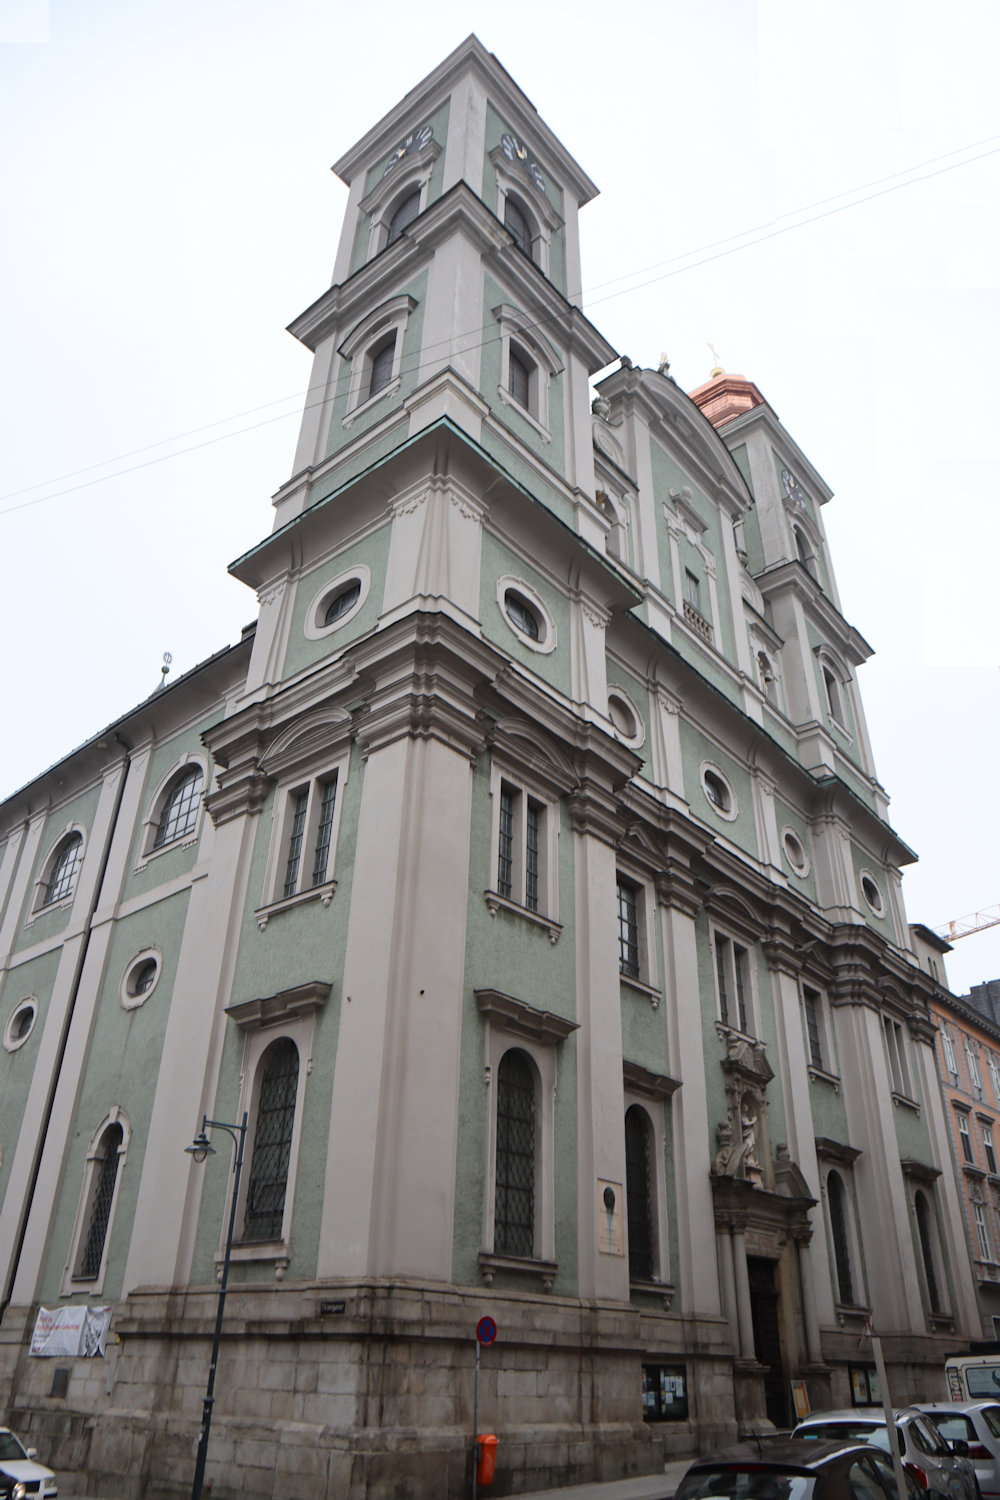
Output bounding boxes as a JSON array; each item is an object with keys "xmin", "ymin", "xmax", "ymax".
[
  {"xmin": 793, "ymin": 1408, "xmax": 978, "ymax": 1500},
  {"xmin": 675, "ymin": 1439, "xmax": 925, "ymax": 1500}
]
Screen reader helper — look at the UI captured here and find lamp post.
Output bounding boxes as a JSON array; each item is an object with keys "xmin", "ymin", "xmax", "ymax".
[{"xmin": 184, "ymin": 1111, "xmax": 248, "ymax": 1500}]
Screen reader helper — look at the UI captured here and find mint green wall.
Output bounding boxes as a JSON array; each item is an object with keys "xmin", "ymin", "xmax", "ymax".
[
  {"xmin": 606, "ymin": 667, "xmax": 652, "ymax": 778},
  {"xmin": 14, "ymin": 783, "xmax": 103, "ymax": 955},
  {"xmin": 37, "ymin": 890, "xmax": 192, "ymax": 1302},
  {"xmin": 772, "ymin": 797, "xmax": 817, "ymax": 903},
  {"xmin": 325, "ymin": 271, "xmax": 428, "ymax": 460},
  {"xmin": 476, "ymin": 430, "xmax": 574, "ymax": 527},
  {"xmin": 453, "ymin": 756, "xmax": 579, "ymax": 1294},
  {"xmin": 479, "ymin": 531, "xmax": 572, "ymax": 698},
  {"xmin": 350, "ymin": 101, "xmax": 452, "ymax": 276},
  {"xmin": 281, "ymin": 525, "xmax": 391, "ymax": 681},
  {"xmin": 651, "ymin": 446, "xmax": 736, "ymax": 665},
  {"xmin": 807, "ymin": 1070, "xmax": 850, "ymax": 1141},
  {"xmin": 480, "ymin": 275, "xmax": 566, "ymax": 476},
  {"xmin": 0, "ymin": 947, "xmax": 61, "ymax": 1214},
  {"xmin": 731, "ymin": 445, "xmax": 753, "ymax": 498},
  {"xmin": 481, "ymin": 104, "xmax": 567, "ymax": 298},
  {"xmin": 313, "ymin": 424, "xmax": 411, "ymax": 504},
  {"xmin": 849, "ymin": 844, "xmax": 895, "ymax": 940},
  {"xmin": 680, "ymin": 723, "xmax": 760, "ymax": 862}
]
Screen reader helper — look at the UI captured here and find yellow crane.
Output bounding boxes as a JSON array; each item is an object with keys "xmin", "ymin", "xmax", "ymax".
[{"xmin": 935, "ymin": 904, "xmax": 1000, "ymax": 943}]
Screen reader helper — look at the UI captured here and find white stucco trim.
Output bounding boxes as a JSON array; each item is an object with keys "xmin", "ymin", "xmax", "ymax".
[
  {"xmin": 3, "ymin": 997, "xmax": 37, "ymax": 1052},
  {"xmin": 700, "ymin": 761, "xmax": 738, "ymax": 822},
  {"xmin": 303, "ymin": 563, "xmax": 371, "ymax": 640},
  {"xmin": 606, "ymin": 685, "xmax": 645, "ymax": 750},
  {"xmin": 136, "ymin": 753, "xmax": 209, "ymax": 868},
  {"xmin": 496, "ymin": 574, "xmax": 557, "ymax": 654},
  {"xmin": 119, "ymin": 948, "xmax": 162, "ymax": 1011}
]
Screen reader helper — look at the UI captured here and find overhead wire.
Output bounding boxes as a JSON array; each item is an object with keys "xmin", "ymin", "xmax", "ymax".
[{"xmin": 2, "ymin": 132, "xmax": 998, "ymax": 521}]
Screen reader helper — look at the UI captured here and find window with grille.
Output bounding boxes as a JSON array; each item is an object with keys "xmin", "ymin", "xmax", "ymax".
[
  {"xmin": 494, "ymin": 780, "xmax": 547, "ymax": 915},
  {"xmin": 914, "ymin": 1191, "xmax": 942, "ymax": 1311},
  {"xmin": 276, "ymin": 773, "xmax": 339, "ymax": 902},
  {"xmin": 243, "ymin": 1038, "xmax": 299, "ymax": 1242},
  {"xmin": 153, "ymin": 767, "xmax": 203, "ymax": 849},
  {"xmin": 827, "ymin": 1169, "xmax": 855, "ymax": 1304},
  {"xmin": 803, "ymin": 986, "xmax": 824, "ymax": 1069},
  {"xmin": 625, "ymin": 1105, "xmax": 655, "ymax": 1281},
  {"xmin": 41, "ymin": 834, "xmax": 83, "ymax": 907},
  {"xmin": 386, "ymin": 188, "xmax": 420, "ymax": 245},
  {"xmin": 715, "ymin": 933, "xmax": 751, "ymax": 1033},
  {"xmin": 367, "ymin": 335, "xmax": 396, "ymax": 400},
  {"xmin": 74, "ymin": 1123, "xmax": 124, "ymax": 1280},
  {"xmin": 618, "ymin": 878, "xmax": 640, "ymax": 979},
  {"xmin": 495, "ymin": 1049, "xmax": 535, "ymax": 1258}
]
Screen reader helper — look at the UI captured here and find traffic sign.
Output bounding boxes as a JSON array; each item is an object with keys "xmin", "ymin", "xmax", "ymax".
[{"xmin": 476, "ymin": 1315, "xmax": 497, "ymax": 1345}]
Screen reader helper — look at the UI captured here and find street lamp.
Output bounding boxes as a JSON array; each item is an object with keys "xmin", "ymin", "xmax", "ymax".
[{"xmin": 184, "ymin": 1111, "xmax": 248, "ymax": 1500}]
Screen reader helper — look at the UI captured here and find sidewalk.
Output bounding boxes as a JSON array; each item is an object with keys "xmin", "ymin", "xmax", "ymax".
[{"xmin": 517, "ymin": 1456, "xmax": 691, "ymax": 1499}]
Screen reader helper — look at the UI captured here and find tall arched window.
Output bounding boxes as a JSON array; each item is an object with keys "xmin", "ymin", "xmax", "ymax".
[
  {"xmin": 386, "ymin": 188, "xmax": 420, "ymax": 246},
  {"xmin": 367, "ymin": 335, "xmax": 397, "ymax": 400},
  {"xmin": 495, "ymin": 1049, "xmax": 535, "ymax": 1257},
  {"xmin": 915, "ymin": 1191, "xmax": 942, "ymax": 1313},
  {"xmin": 243, "ymin": 1038, "xmax": 299, "ymax": 1242},
  {"xmin": 828, "ymin": 1169, "xmax": 855, "ymax": 1304},
  {"xmin": 504, "ymin": 197, "xmax": 532, "ymax": 258},
  {"xmin": 41, "ymin": 833, "xmax": 83, "ymax": 907},
  {"xmin": 75, "ymin": 1122, "xmax": 124, "ymax": 1280},
  {"xmin": 154, "ymin": 766, "xmax": 204, "ymax": 848},
  {"xmin": 625, "ymin": 1105, "xmax": 655, "ymax": 1281}
]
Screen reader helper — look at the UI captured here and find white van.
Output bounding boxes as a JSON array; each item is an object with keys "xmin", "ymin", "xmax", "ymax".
[{"xmin": 946, "ymin": 1355, "xmax": 1000, "ymax": 1402}]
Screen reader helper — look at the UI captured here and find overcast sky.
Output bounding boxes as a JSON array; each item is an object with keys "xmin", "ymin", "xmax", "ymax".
[{"xmin": 2, "ymin": 0, "xmax": 997, "ymax": 992}]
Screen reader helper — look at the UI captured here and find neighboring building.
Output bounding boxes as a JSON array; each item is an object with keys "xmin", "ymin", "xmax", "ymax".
[
  {"xmin": 920, "ymin": 939, "xmax": 1000, "ymax": 1338},
  {"xmin": 0, "ymin": 37, "xmax": 980, "ymax": 1500}
]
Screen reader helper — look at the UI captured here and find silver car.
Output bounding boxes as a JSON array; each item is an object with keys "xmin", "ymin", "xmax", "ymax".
[
  {"xmin": 916, "ymin": 1404, "xmax": 1000, "ymax": 1500},
  {"xmin": 792, "ymin": 1408, "xmax": 978, "ymax": 1500}
]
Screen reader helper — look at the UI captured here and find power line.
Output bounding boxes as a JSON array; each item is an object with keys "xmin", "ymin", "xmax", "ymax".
[{"xmin": 2, "ymin": 131, "xmax": 997, "ymax": 521}]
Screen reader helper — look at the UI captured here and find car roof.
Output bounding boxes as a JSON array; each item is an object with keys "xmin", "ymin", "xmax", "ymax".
[
  {"xmin": 916, "ymin": 1401, "xmax": 1000, "ymax": 1411},
  {"xmin": 687, "ymin": 1439, "xmax": 893, "ymax": 1472}
]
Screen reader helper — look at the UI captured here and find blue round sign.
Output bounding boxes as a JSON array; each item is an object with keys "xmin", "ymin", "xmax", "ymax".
[{"xmin": 476, "ymin": 1316, "xmax": 497, "ymax": 1346}]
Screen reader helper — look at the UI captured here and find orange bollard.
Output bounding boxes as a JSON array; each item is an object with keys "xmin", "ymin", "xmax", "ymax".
[{"xmin": 476, "ymin": 1434, "xmax": 498, "ymax": 1487}]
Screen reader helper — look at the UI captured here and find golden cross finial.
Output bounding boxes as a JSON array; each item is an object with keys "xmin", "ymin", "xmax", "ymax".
[{"xmin": 708, "ymin": 342, "xmax": 725, "ymax": 377}]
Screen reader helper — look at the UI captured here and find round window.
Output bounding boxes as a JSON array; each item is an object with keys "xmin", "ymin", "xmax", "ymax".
[
  {"xmin": 121, "ymin": 952, "xmax": 161, "ymax": 1009},
  {"xmin": 323, "ymin": 579, "xmax": 362, "ymax": 628},
  {"xmin": 783, "ymin": 829, "xmax": 808, "ymax": 876},
  {"xmin": 504, "ymin": 589, "xmax": 541, "ymax": 641},
  {"xmin": 703, "ymin": 770, "xmax": 731, "ymax": 814},
  {"xmin": 128, "ymin": 959, "xmax": 158, "ymax": 997},
  {"xmin": 860, "ymin": 873, "xmax": 885, "ymax": 916},
  {"xmin": 4, "ymin": 1001, "xmax": 37, "ymax": 1051},
  {"xmin": 608, "ymin": 693, "xmax": 637, "ymax": 739}
]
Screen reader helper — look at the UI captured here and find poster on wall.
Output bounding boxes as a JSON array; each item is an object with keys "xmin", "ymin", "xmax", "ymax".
[{"xmin": 30, "ymin": 1305, "xmax": 112, "ymax": 1358}]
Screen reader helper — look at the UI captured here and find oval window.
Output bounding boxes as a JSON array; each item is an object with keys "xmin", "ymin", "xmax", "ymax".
[
  {"xmin": 4, "ymin": 1001, "xmax": 37, "ymax": 1051},
  {"xmin": 703, "ymin": 770, "xmax": 731, "ymax": 813},
  {"xmin": 323, "ymin": 580, "xmax": 362, "ymax": 627},
  {"xmin": 861, "ymin": 873, "xmax": 885, "ymax": 915},
  {"xmin": 504, "ymin": 589, "xmax": 540, "ymax": 641},
  {"xmin": 128, "ymin": 959, "xmax": 158, "ymax": 997},
  {"xmin": 783, "ymin": 829, "xmax": 808, "ymax": 875},
  {"xmin": 608, "ymin": 693, "xmax": 637, "ymax": 739}
]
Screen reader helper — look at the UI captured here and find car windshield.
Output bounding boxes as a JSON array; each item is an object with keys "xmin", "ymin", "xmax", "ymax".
[
  {"xmin": 933, "ymin": 1416, "xmax": 976, "ymax": 1443},
  {"xmin": 981, "ymin": 1407, "xmax": 1000, "ymax": 1440},
  {"xmin": 677, "ymin": 1467, "xmax": 815, "ymax": 1500},
  {"xmin": 799, "ymin": 1424, "xmax": 891, "ymax": 1453},
  {"xmin": 0, "ymin": 1434, "xmax": 27, "ymax": 1461}
]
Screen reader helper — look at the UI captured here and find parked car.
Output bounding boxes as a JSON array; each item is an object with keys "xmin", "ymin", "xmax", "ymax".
[
  {"xmin": 792, "ymin": 1409, "xmax": 978, "ymax": 1500},
  {"xmin": 674, "ymin": 1437, "xmax": 925, "ymax": 1500},
  {"xmin": 0, "ymin": 1429, "xmax": 57, "ymax": 1500},
  {"xmin": 916, "ymin": 1404, "xmax": 1000, "ymax": 1500}
]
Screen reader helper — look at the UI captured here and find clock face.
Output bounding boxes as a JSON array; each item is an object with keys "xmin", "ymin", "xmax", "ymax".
[
  {"xmin": 383, "ymin": 123, "xmax": 433, "ymax": 177},
  {"xmin": 781, "ymin": 467, "xmax": 807, "ymax": 509},
  {"xmin": 500, "ymin": 130, "xmax": 546, "ymax": 194}
]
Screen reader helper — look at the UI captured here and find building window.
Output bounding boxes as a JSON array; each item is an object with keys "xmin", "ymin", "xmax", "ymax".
[
  {"xmin": 701, "ymin": 764, "xmax": 737, "ymax": 821},
  {"xmin": 618, "ymin": 878, "xmax": 640, "ymax": 979},
  {"xmin": 63, "ymin": 1110, "xmax": 130, "ymax": 1292},
  {"xmin": 263, "ymin": 764, "xmax": 346, "ymax": 912},
  {"xmin": 323, "ymin": 578, "xmax": 362, "ymax": 626},
  {"xmin": 386, "ymin": 187, "xmax": 420, "ymax": 246},
  {"xmin": 827, "ymin": 1169, "xmax": 855, "ymax": 1304},
  {"xmin": 983, "ymin": 1121, "xmax": 997, "ymax": 1175},
  {"xmin": 507, "ymin": 344, "xmax": 533, "ymax": 411},
  {"xmin": 38, "ymin": 833, "xmax": 83, "ymax": 908},
  {"xmin": 958, "ymin": 1111, "xmax": 975, "ymax": 1164},
  {"xmin": 802, "ymin": 986, "xmax": 825, "ymax": 1070},
  {"xmin": 860, "ymin": 872, "xmax": 885, "ymax": 917},
  {"xmin": 496, "ymin": 575, "xmax": 557, "ymax": 654},
  {"xmin": 120, "ymin": 950, "xmax": 161, "ymax": 1010},
  {"xmin": 340, "ymin": 293, "xmax": 415, "ymax": 420},
  {"xmin": 782, "ymin": 827, "xmax": 809, "ymax": 875},
  {"xmin": 823, "ymin": 665, "xmax": 845, "ymax": 725},
  {"xmin": 366, "ymin": 334, "xmax": 397, "ymax": 400},
  {"xmin": 493, "ymin": 779, "xmax": 550, "ymax": 916},
  {"xmin": 990, "ymin": 1053, "xmax": 1000, "ymax": 1104},
  {"xmin": 153, "ymin": 766, "xmax": 204, "ymax": 849},
  {"xmin": 913, "ymin": 1190, "xmax": 943, "ymax": 1311},
  {"xmin": 504, "ymin": 195, "xmax": 534, "ymax": 259},
  {"xmin": 4, "ymin": 1000, "xmax": 37, "ymax": 1051},
  {"xmin": 494, "ymin": 1048, "xmax": 536, "ymax": 1258},
  {"xmin": 942, "ymin": 1024, "xmax": 959, "ymax": 1083},
  {"xmin": 884, "ymin": 1017, "xmax": 912, "ymax": 1098},
  {"xmin": 715, "ymin": 933, "xmax": 752, "ymax": 1034},
  {"xmin": 967, "ymin": 1042, "xmax": 985, "ymax": 1100},
  {"xmin": 305, "ymin": 566, "xmax": 371, "ymax": 640},
  {"xmin": 493, "ymin": 301, "xmax": 561, "ymax": 438},
  {"xmin": 504, "ymin": 587, "xmax": 540, "ymax": 640},
  {"xmin": 607, "ymin": 690, "xmax": 642, "ymax": 744},
  {"xmin": 625, "ymin": 1105, "xmax": 655, "ymax": 1281},
  {"xmin": 243, "ymin": 1038, "xmax": 299, "ymax": 1243},
  {"xmin": 974, "ymin": 1198, "xmax": 993, "ymax": 1263}
]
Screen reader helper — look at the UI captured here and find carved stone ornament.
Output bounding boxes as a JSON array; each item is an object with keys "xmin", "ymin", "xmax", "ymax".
[
  {"xmin": 591, "ymin": 395, "xmax": 612, "ymax": 421},
  {"xmin": 714, "ymin": 1036, "xmax": 774, "ymax": 1188}
]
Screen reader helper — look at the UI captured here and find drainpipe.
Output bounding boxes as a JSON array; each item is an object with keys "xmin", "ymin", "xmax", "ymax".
[{"xmin": 0, "ymin": 733, "xmax": 133, "ymax": 1319}]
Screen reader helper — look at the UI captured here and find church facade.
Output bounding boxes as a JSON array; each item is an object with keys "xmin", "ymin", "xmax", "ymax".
[{"xmin": 0, "ymin": 37, "xmax": 978, "ymax": 1499}]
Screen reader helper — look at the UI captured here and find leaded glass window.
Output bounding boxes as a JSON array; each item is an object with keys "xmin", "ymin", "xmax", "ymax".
[
  {"xmin": 525, "ymin": 802, "xmax": 540, "ymax": 913},
  {"xmin": 154, "ymin": 767, "xmax": 203, "ymax": 848},
  {"xmin": 618, "ymin": 878, "xmax": 639, "ymax": 979},
  {"xmin": 625, "ymin": 1105, "xmax": 654, "ymax": 1281},
  {"xmin": 282, "ymin": 790, "xmax": 309, "ymax": 898},
  {"xmin": 43, "ymin": 834, "xmax": 82, "ymax": 905},
  {"xmin": 495, "ymin": 1049, "xmax": 535, "ymax": 1258},
  {"xmin": 498, "ymin": 786, "xmax": 515, "ymax": 899},
  {"xmin": 828, "ymin": 1169, "xmax": 855, "ymax": 1304},
  {"xmin": 311, "ymin": 778, "xmax": 338, "ymax": 886},
  {"xmin": 915, "ymin": 1191, "xmax": 942, "ymax": 1311},
  {"xmin": 243, "ymin": 1038, "xmax": 299, "ymax": 1243},
  {"xmin": 76, "ymin": 1123, "xmax": 124, "ymax": 1280}
]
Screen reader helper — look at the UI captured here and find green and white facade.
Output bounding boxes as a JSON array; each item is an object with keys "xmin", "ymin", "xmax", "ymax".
[{"xmin": 0, "ymin": 36, "xmax": 978, "ymax": 1499}]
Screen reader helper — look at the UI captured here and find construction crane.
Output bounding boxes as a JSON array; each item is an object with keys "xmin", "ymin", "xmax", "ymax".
[{"xmin": 935, "ymin": 904, "xmax": 1000, "ymax": 943}]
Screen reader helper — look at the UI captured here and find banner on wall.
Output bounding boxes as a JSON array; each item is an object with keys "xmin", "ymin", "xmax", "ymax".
[{"xmin": 30, "ymin": 1305, "xmax": 112, "ymax": 1357}]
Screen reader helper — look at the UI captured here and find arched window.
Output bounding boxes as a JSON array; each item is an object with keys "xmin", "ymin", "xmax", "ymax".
[
  {"xmin": 625, "ymin": 1105, "xmax": 655, "ymax": 1281},
  {"xmin": 153, "ymin": 766, "xmax": 204, "ymax": 848},
  {"xmin": 828, "ymin": 1169, "xmax": 855, "ymax": 1304},
  {"xmin": 386, "ymin": 188, "xmax": 420, "ymax": 246},
  {"xmin": 823, "ymin": 666, "xmax": 845, "ymax": 726},
  {"xmin": 367, "ymin": 335, "xmax": 397, "ymax": 400},
  {"xmin": 243, "ymin": 1038, "xmax": 299, "ymax": 1242},
  {"xmin": 495, "ymin": 1049, "xmax": 535, "ymax": 1257},
  {"xmin": 41, "ymin": 833, "xmax": 83, "ymax": 907},
  {"xmin": 504, "ymin": 197, "xmax": 533, "ymax": 258},
  {"xmin": 508, "ymin": 346, "xmax": 531, "ymax": 410},
  {"xmin": 915, "ymin": 1191, "xmax": 942, "ymax": 1313},
  {"xmin": 75, "ymin": 1122, "xmax": 124, "ymax": 1280}
]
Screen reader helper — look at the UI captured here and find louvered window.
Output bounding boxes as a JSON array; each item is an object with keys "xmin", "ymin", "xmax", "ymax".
[
  {"xmin": 625, "ymin": 1106, "xmax": 654, "ymax": 1281},
  {"xmin": 495, "ymin": 1049, "xmax": 535, "ymax": 1258},
  {"xmin": 243, "ymin": 1039, "xmax": 299, "ymax": 1242},
  {"xmin": 75, "ymin": 1124, "xmax": 124, "ymax": 1280}
]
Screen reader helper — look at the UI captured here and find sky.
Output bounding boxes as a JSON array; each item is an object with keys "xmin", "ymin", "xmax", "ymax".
[{"xmin": 1, "ymin": 0, "xmax": 998, "ymax": 993}]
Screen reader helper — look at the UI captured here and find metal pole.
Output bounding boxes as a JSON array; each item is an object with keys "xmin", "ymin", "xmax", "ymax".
[
  {"xmin": 472, "ymin": 1337, "xmax": 480, "ymax": 1500},
  {"xmin": 872, "ymin": 1334, "xmax": 908, "ymax": 1500},
  {"xmin": 191, "ymin": 1112, "xmax": 247, "ymax": 1500}
]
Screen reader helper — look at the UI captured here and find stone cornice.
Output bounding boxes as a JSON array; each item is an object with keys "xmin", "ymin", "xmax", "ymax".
[
  {"xmin": 226, "ymin": 980, "xmax": 331, "ymax": 1030},
  {"xmin": 623, "ymin": 1060, "xmax": 681, "ymax": 1100},
  {"xmin": 475, "ymin": 988, "xmax": 578, "ymax": 1044},
  {"xmin": 814, "ymin": 1136, "xmax": 862, "ymax": 1165},
  {"xmin": 755, "ymin": 558, "xmax": 872, "ymax": 667}
]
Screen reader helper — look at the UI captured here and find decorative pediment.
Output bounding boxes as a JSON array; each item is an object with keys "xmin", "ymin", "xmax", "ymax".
[{"xmin": 260, "ymin": 709, "xmax": 355, "ymax": 782}]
